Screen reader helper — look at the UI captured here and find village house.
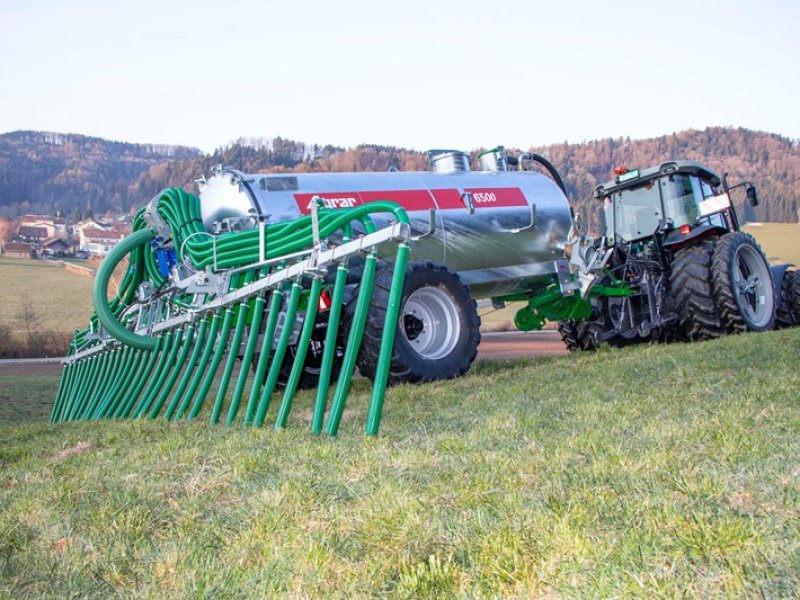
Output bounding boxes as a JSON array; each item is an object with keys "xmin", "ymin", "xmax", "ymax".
[
  {"xmin": 17, "ymin": 225, "xmax": 49, "ymax": 243},
  {"xmin": 2, "ymin": 241, "xmax": 33, "ymax": 259},
  {"xmin": 20, "ymin": 214, "xmax": 68, "ymax": 237},
  {"xmin": 42, "ymin": 237, "xmax": 73, "ymax": 257},
  {"xmin": 79, "ymin": 227, "xmax": 125, "ymax": 256}
]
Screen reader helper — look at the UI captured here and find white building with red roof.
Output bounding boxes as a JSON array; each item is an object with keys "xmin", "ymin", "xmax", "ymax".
[{"xmin": 79, "ymin": 227, "xmax": 126, "ymax": 256}]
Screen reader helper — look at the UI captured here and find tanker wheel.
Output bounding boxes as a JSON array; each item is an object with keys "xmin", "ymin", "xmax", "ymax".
[
  {"xmin": 250, "ymin": 316, "xmax": 344, "ymax": 390},
  {"xmin": 711, "ymin": 232, "xmax": 775, "ymax": 333},
  {"xmin": 775, "ymin": 269, "xmax": 800, "ymax": 328},
  {"xmin": 668, "ymin": 238, "xmax": 724, "ymax": 341},
  {"xmin": 354, "ymin": 261, "xmax": 481, "ymax": 385},
  {"xmin": 277, "ymin": 326, "xmax": 345, "ymax": 390}
]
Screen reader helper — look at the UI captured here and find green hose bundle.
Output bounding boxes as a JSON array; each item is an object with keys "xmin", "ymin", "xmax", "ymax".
[{"xmin": 53, "ymin": 187, "xmax": 411, "ymax": 436}]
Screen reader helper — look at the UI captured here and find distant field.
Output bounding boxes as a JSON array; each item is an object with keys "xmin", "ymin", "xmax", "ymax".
[
  {"xmin": 743, "ymin": 222, "xmax": 800, "ymax": 266},
  {"xmin": 0, "ymin": 257, "xmax": 93, "ymax": 337}
]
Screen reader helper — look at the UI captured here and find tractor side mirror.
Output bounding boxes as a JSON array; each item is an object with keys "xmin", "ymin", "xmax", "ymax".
[{"xmin": 746, "ymin": 186, "xmax": 759, "ymax": 207}]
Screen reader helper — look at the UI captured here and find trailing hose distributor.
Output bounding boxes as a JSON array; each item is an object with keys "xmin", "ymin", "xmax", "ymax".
[{"xmin": 53, "ymin": 186, "xmax": 415, "ymax": 436}]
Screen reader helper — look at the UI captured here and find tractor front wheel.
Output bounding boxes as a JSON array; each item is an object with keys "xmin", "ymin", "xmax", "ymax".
[{"xmin": 557, "ymin": 320, "xmax": 598, "ymax": 351}]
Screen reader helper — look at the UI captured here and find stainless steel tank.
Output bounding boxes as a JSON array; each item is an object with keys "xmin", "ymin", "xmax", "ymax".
[{"xmin": 198, "ymin": 160, "xmax": 572, "ymax": 298}]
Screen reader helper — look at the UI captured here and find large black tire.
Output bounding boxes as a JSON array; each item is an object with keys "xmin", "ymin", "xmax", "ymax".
[
  {"xmin": 276, "ymin": 327, "xmax": 344, "ymax": 390},
  {"xmin": 557, "ymin": 320, "xmax": 598, "ymax": 352},
  {"xmin": 558, "ymin": 295, "xmax": 640, "ymax": 351},
  {"xmin": 711, "ymin": 232, "xmax": 775, "ymax": 333},
  {"xmin": 355, "ymin": 261, "xmax": 481, "ymax": 385},
  {"xmin": 669, "ymin": 238, "xmax": 724, "ymax": 340},
  {"xmin": 250, "ymin": 314, "xmax": 344, "ymax": 391},
  {"xmin": 775, "ymin": 269, "xmax": 800, "ymax": 328}
]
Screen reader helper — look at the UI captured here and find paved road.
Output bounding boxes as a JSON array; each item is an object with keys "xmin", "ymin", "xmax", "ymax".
[
  {"xmin": 477, "ymin": 330, "xmax": 567, "ymax": 360},
  {"xmin": 0, "ymin": 331, "xmax": 567, "ymax": 377}
]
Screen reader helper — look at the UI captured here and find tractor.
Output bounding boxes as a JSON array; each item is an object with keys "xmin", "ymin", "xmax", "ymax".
[{"xmin": 558, "ymin": 161, "xmax": 800, "ymax": 350}]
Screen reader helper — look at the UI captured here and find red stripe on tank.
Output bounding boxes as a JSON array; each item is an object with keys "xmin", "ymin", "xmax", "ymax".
[
  {"xmin": 463, "ymin": 188, "xmax": 528, "ymax": 208},
  {"xmin": 293, "ymin": 187, "xmax": 527, "ymax": 214}
]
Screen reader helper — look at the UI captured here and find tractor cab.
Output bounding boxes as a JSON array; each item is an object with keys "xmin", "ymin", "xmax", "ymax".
[{"xmin": 593, "ymin": 161, "xmax": 758, "ymax": 247}]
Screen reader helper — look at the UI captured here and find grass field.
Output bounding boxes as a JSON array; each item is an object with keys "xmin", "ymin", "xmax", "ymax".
[
  {"xmin": 0, "ymin": 257, "xmax": 93, "ymax": 338},
  {"xmin": 743, "ymin": 222, "xmax": 800, "ymax": 266},
  {"xmin": 1, "ymin": 328, "xmax": 799, "ymax": 596}
]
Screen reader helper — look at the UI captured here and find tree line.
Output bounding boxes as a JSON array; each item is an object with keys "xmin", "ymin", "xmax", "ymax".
[{"xmin": 2, "ymin": 128, "xmax": 799, "ymax": 226}]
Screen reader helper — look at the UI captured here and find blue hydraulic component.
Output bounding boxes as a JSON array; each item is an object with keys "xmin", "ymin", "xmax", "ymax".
[{"xmin": 152, "ymin": 239, "xmax": 176, "ymax": 278}]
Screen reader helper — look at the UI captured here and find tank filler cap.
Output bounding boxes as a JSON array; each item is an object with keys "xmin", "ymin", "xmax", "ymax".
[
  {"xmin": 428, "ymin": 149, "xmax": 471, "ymax": 173},
  {"xmin": 478, "ymin": 146, "xmax": 508, "ymax": 172}
]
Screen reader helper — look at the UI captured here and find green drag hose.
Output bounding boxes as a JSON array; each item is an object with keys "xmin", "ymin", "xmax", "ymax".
[{"xmin": 93, "ymin": 228, "xmax": 157, "ymax": 351}]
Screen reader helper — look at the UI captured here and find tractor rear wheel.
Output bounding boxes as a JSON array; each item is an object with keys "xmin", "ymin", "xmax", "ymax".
[
  {"xmin": 355, "ymin": 261, "xmax": 481, "ymax": 384},
  {"xmin": 669, "ymin": 238, "xmax": 724, "ymax": 340},
  {"xmin": 711, "ymin": 232, "xmax": 775, "ymax": 333},
  {"xmin": 775, "ymin": 269, "xmax": 800, "ymax": 328}
]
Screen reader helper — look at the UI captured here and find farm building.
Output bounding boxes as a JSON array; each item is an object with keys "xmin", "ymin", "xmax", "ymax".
[
  {"xmin": 42, "ymin": 237, "xmax": 73, "ymax": 257},
  {"xmin": 17, "ymin": 226, "xmax": 49, "ymax": 243},
  {"xmin": 2, "ymin": 242, "xmax": 33, "ymax": 259}
]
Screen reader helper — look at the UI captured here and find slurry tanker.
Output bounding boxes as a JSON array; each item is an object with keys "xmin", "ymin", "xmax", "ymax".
[{"xmin": 51, "ymin": 147, "xmax": 799, "ymax": 435}]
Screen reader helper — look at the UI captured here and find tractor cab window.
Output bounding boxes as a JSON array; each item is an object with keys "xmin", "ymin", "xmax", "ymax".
[
  {"xmin": 661, "ymin": 175, "xmax": 698, "ymax": 228},
  {"xmin": 611, "ymin": 183, "xmax": 663, "ymax": 242},
  {"xmin": 698, "ymin": 179, "xmax": 726, "ymax": 228}
]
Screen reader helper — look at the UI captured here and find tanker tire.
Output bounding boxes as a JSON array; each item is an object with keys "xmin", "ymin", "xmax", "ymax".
[
  {"xmin": 277, "ymin": 332, "xmax": 344, "ymax": 390},
  {"xmin": 711, "ymin": 232, "xmax": 775, "ymax": 333},
  {"xmin": 355, "ymin": 261, "xmax": 481, "ymax": 385},
  {"xmin": 669, "ymin": 238, "xmax": 724, "ymax": 341},
  {"xmin": 250, "ymin": 320, "xmax": 344, "ymax": 390},
  {"xmin": 775, "ymin": 269, "xmax": 800, "ymax": 328}
]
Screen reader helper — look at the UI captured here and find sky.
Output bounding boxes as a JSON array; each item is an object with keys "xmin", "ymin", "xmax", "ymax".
[{"xmin": 1, "ymin": 0, "xmax": 799, "ymax": 154}]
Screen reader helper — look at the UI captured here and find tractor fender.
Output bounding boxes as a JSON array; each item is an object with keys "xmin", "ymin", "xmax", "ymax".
[
  {"xmin": 663, "ymin": 224, "xmax": 729, "ymax": 248},
  {"xmin": 770, "ymin": 263, "xmax": 795, "ymax": 300}
]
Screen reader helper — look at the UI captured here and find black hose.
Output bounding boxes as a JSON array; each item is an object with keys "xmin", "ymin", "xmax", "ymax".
[{"xmin": 524, "ymin": 153, "xmax": 568, "ymax": 197}]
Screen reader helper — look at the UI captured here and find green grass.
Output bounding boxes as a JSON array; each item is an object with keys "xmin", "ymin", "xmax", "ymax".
[
  {"xmin": 743, "ymin": 222, "xmax": 800, "ymax": 266},
  {"xmin": 0, "ymin": 257, "xmax": 93, "ymax": 337},
  {"xmin": 1, "ymin": 328, "xmax": 799, "ymax": 597},
  {"xmin": 0, "ymin": 375, "xmax": 59, "ymax": 424}
]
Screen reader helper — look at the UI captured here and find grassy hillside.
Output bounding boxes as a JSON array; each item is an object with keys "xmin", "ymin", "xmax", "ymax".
[
  {"xmin": 0, "ymin": 257, "xmax": 93, "ymax": 337},
  {"xmin": 1, "ymin": 328, "xmax": 799, "ymax": 597}
]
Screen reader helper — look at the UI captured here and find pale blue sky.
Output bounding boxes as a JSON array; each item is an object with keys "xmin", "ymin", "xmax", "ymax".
[{"xmin": 1, "ymin": 0, "xmax": 798, "ymax": 153}]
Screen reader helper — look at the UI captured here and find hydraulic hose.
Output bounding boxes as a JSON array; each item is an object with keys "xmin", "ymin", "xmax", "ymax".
[
  {"xmin": 517, "ymin": 152, "xmax": 568, "ymax": 197},
  {"xmin": 93, "ymin": 227, "xmax": 158, "ymax": 351}
]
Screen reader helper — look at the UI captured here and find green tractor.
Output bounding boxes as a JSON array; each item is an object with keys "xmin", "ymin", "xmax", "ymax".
[{"xmin": 559, "ymin": 161, "xmax": 800, "ymax": 349}]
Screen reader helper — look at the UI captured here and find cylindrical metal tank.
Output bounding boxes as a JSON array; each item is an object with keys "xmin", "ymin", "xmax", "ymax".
[{"xmin": 198, "ymin": 166, "xmax": 572, "ymax": 298}]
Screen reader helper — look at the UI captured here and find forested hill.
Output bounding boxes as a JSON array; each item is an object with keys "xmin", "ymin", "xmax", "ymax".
[
  {"xmin": 128, "ymin": 127, "xmax": 800, "ymax": 227},
  {"xmin": 529, "ymin": 127, "xmax": 800, "ymax": 226},
  {"xmin": 2, "ymin": 128, "xmax": 799, "ymax": 225},
  {"xmin": 0, "ymin": 131, "xmax": 201, "ymax": 217}
]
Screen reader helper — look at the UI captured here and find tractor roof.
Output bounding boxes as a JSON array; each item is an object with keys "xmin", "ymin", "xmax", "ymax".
[{"xmin": 594, "ymin": 161, "xmax": 721, "ymax": 199}]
